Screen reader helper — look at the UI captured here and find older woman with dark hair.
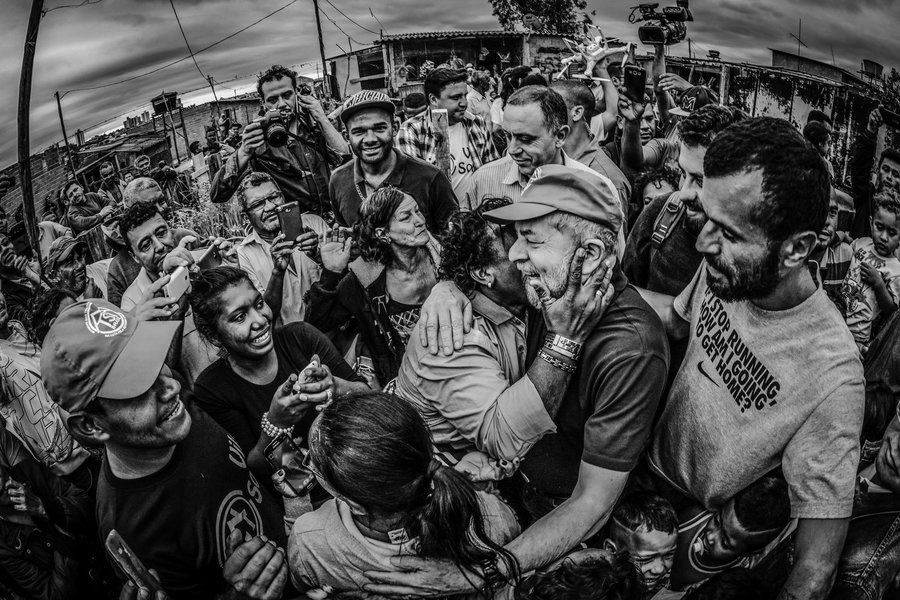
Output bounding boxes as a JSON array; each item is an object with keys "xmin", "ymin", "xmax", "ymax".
[{"xmin": 306, "ymin": 186, "xmax": 441, "ymax": 386}]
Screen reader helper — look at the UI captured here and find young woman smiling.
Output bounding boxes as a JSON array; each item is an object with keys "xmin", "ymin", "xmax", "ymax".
[
  {"xmin": 189, "ymin": 266, "xmax": 368, "ymax": 481},
  {"xmin": 306, "ymin": 186, "xmax": 442, "ymax": 386}
]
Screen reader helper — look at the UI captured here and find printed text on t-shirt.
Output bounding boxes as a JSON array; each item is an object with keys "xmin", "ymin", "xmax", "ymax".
[{"xmin": 695, "ymin": 288, "xmax": 781, "ymax": 412}]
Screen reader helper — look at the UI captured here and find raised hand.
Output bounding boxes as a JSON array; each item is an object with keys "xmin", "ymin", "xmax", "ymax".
[{"xmin": 319, "ymin": 226, "xmax": 353, "ymax": 274}]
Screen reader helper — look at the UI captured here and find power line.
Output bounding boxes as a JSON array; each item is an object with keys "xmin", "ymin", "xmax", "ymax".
[
  {"xmin": 42, "ymin": 0, "xmax": 102, "ymax": 16},
  {"xmin": 168, "ymin": 0, "xmax": 206, "ymax": 81},
  {"xmin": 321, "ymin": 0, "xmax": 379, "ymax": 35},
  {"xmin": 368, "ymin": 8, "xmax": 386, "ymax": 34},
  {"xmin": 318, "ymin": 6, "xmax": 367, "ymax": 46},
  {"xmin": 60, "ymin": 0, "xmax": 300, "ymax": 95}
]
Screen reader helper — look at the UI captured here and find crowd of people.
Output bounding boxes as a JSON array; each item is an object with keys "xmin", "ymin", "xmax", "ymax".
[{"xmin": 0, "ymin": 42, "xmax": 899, "ymax": 600}]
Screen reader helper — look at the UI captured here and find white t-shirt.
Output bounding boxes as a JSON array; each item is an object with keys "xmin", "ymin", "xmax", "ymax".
[
  {"xmin": 842, "ymin": 237, "xmax": 900, "ymax": 353},
  {"xmin": 649, "ymin": 264, "xmax": 864, "ymax": 519},
  {"xmin": 448, "ymin": 121, "xmax": 477, "ymax": 193}
]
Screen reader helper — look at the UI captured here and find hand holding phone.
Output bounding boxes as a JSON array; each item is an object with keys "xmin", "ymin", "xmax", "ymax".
[
  {"xmin": 276, "ymin": 202, "xmax": 305, "ymax": 242},
  {"xmin": 163, "ymin": 266, "xmax": 190, "ymax": 300},
  {"xmin": 623, "ymin": 65, "xmax": 648, "ymax": 104},
  {"xmin": 196, "ymin": 246, "xmax": 221, "ymax": 271},
  {"xmin": 105, "ymin": 530, "xmax": 166, "ymax": 595}
]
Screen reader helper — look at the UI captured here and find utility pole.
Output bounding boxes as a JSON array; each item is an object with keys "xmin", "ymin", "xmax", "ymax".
[
  {"xmin": 312, "ymin": 0, "xmax": 331, "ymax": 99},
  {"xmin": 55, "ymin": 91, "xmax": 79, "ymax": 183},
  {"xmin": 16, "ymin": 0, "xmax": 44, "ymax": 266},
  {"xmin": 207, "ymin": 75, "xmax": 221, "ymax": 117}
]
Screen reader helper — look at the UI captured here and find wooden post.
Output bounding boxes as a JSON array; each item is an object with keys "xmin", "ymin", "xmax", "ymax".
[
  {"xmin": 16, "ymin": 0, "xmax": 45, "ymax": 266},
  {"xmin": 312, "ymin": 0, "xmax": 331, "ymax": 99},
  {"xmin": 55, "ymin": 91, "xmax": 79, "ymax": 183}
]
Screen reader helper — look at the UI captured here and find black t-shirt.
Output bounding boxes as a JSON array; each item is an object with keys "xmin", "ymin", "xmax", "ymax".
[
  {"xmin": 193, "ymin": 322, "xmax": 362, "ymax": 453},
  {"xmin": 328, "ymin": 150, "xmax": 458, "ymax": 232},
  {"xmin": 520, "ymin": 271, "xmax": 670, "ymax": 510},
  {"xmin": 95, "ymin": 404, "xmax": 285, "ymax": 600}
]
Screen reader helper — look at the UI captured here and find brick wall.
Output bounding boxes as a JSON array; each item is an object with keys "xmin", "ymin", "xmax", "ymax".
[
  {"xmin": 0, "ymin": 148, "xmax": 73, "ymax": 221},
  {"xmin": 125, "ymin": 98, "xmax": 262, "ymax": 162}
]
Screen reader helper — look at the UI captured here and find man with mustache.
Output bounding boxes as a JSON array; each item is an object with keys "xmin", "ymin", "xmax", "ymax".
[
  {"xmin": 211, "ymin": 64, "xmax": 349, "ymax": 216},
  {"xmin": 329, "ymin": 91, "xmax": 458, "ymax": 231},
  {"xmin": 118, "ymin": 202, "xmax": 232, "ymax": 384},
  {"xmin": 235, "ymin": 172, "xmax": 325, "ymax": 327},
  {"xmin": 640, "ymin": 118, "xmax": 864, "ymax": 600}
]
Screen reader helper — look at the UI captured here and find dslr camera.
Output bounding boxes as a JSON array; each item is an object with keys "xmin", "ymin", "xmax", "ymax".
[
  {"xmin": 258, "ymin": 110, "xmax": 289, "ymax": 147},
  {"xmin": 629, "ymin": 0, "xmax": 694, "ymax": 46}
]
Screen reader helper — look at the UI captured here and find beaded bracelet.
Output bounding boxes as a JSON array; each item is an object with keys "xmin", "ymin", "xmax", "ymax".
[
  {"xmin": 538, "ymin": 350, "xmax": 578, "ymax": 374},
  {"xmin": 261, "ymin": 411, "xmax": 293, "ymax": 439}
]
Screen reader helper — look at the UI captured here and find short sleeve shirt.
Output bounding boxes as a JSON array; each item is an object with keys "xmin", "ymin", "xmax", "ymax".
[
  {"xmin": 520, "ymin": 271, "xmax": 669, "ymax": 499},
  {"xmin": 649, "ymin": 264, "xmax": 864, "ymax": 518}
]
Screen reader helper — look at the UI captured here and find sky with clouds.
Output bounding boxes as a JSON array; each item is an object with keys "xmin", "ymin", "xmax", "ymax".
[{"xmin": 1, "ymin": 0, "xmax": 898, "ymax": 168}]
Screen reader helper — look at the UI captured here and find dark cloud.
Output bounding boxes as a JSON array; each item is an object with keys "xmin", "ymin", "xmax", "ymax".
[{"xmin": 0, "ymin": 0, "xmax": 897, "ymax": 167}]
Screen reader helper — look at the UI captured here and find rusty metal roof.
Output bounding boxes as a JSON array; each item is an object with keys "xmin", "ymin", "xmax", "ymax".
[{"xmin": 380, "ymin": 30, "xmax": 524, "ymax": 42}]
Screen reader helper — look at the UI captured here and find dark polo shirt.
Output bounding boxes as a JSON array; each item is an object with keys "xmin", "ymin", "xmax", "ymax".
[
  {"xmin": 328, "ymin": 149, "xmax": 458, "ymax": 232},
  {"xmin": 519, "ymin": 269, "xmax": 670, "ymax": 516}
]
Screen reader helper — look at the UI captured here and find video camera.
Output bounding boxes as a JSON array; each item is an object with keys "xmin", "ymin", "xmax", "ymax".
[{"xmin": 629, "ymin": 0, "xmax": 693, "ymax": 46}]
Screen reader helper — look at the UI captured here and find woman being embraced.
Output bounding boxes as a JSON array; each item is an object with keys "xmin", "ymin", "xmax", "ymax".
[
  {"xmin": 189, "ymin": 266, "xmax": 369, "ymax": 480},
  {"xmin": 288, "ymin": 391, "xmax": 520, "ymax": 598},
  {"xmin": 307, "ymin": 186, "xmax": 442, "ymax": 386}
]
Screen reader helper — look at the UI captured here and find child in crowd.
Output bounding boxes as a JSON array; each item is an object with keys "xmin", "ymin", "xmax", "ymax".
[
  {"xmin": 669, "ymin": 476, "xmax": 791, "ymax": 591},
  {"xmin": 517, "ymin": 548, "xmax": 643, "ymax": 600},
  {"xmin": 808, "ymin": 189, "xmax": 853, "ymax": 314},
  {"xmin": 841, "ymin": 193, "xmax": 900, "ymax": 354},
  {"xmin": 603, "ymin": 493, "xmax": 679, "ymax": 597}
]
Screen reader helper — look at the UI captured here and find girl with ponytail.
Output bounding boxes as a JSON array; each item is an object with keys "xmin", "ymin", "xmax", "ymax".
[{"xmin": 287, "ymin": 391, "xmax": 520, "ymax": 598}]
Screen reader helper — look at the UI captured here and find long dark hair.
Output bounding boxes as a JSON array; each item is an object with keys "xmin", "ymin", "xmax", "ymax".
[
  {"xmin": 29, "ymin": 288, "xmax": 77, "ymax": 346},
  {"xmin": 310, "ymin": 391, "xmax": 519, "ymax": 585},
  {"xmin": 353, "ymin": 186, "xmax": 410, "ymax": 265},
  {"xmin": 189, "ymin": 266, "xmax": 258, "ymax": 346}
]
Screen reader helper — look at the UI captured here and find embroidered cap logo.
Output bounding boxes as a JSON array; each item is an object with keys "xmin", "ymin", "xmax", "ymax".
[
  {"xmin": 83, "ymin": 302, "xmax": 127, "ymax": 337},
  {"xmin": 522, "ymin": 166, "xmax": 544, "ymax": 195}
]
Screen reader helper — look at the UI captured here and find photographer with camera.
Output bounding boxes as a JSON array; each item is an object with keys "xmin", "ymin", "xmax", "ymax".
[{"xmin": 211, "ymin": 65, "xmax": 349, "ymax": 217}]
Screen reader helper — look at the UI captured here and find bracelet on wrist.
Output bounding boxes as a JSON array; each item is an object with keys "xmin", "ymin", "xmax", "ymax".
[
  {"xmin": 544, "ymin": 333, "xmax": 583, "ymax": 361},
  {"xmin": 538, "ymin": 350, "xmax": 577, "ymax": 374},
  {"xmin": 479, "ymin": 556, "xmax": 506, "ymax": 593},
  {"xmin": 261, "ymin": 411, "xmax": 293, "ymax": 439}
]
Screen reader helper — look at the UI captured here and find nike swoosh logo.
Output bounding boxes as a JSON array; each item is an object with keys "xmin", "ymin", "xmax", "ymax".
[{"xmin": 697, "ymin": 361, "xmax": 720, "ymax": 387}]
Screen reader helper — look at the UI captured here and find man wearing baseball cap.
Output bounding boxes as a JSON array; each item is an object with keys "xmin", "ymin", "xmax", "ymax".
[
  {"xmin": 41, "ymin": 299, "xmax": 289, "ymax": 599},
  {"xmin": 45, "ymin": 235, "xmax": 106, "ymax": 299},
  {"xmin": 364, "ymin": 165, "xmax": 669, "ymax": 595},
  {"xmin": 329, "ymin": 90, "xmax": 458, "ymax": 230}
]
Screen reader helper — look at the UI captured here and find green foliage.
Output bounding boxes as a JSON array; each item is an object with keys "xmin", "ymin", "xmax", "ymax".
[{"xmin": 488, "ymin": 0, "xmax": 588, "ymax": 34}]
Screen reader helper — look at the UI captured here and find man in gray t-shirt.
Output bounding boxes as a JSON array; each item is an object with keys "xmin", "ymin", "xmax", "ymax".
[{"xmin": 641, "ymin": 117, "xmax": 864, "ymax": 600}]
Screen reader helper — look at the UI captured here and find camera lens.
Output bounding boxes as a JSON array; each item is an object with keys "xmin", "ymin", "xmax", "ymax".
[{"xmin": 266, "ymin": 121, "xmax": 289, "ymax": 147}]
